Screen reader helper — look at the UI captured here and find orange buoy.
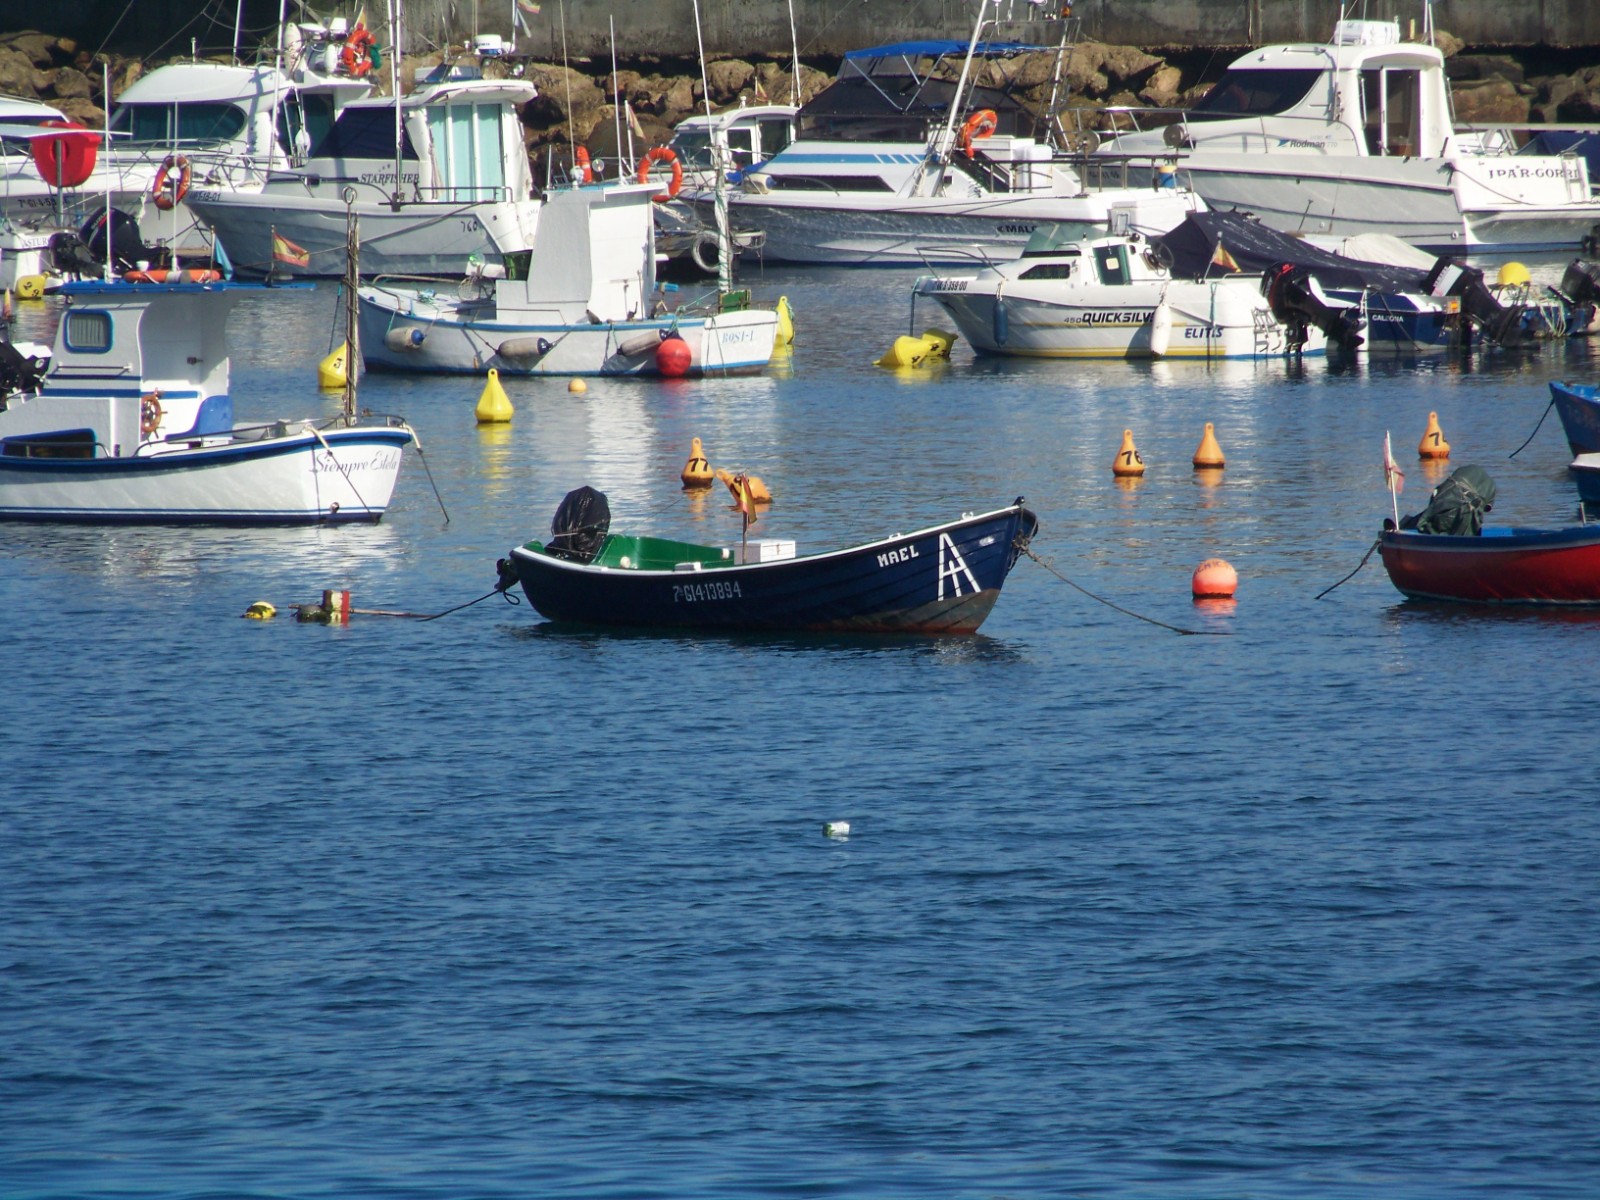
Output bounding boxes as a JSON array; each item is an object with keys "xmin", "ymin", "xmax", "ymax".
[
  {"xmin": 681, "ymin": 437, "xmax": 713, "ymax": 488},
  {"xmin": 1193, "ymin": 422, "xmax": 1225, "ymax": 469},
  {"xmin": 656, "ymin": 334, "xmax": 692, "ymax": 378},
  {"xmin": 1418, "ymin": 411, "xmax": 1450, "ymax": 459},
  {"xmin": 1192, "ymin": 558, "xmax": 1238, "ymax": 599},
  {"xmin": 716, "ymin": 467, "xmax": 771, "ymax": 503},
  {"xmin": 1112, "ymin": 428, "xmax": 1145, "ymax": 477}
]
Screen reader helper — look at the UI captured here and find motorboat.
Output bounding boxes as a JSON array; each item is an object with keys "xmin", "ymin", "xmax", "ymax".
[
  {"xmin": 913, "ymin": 222, "xmax": 1327, "ymax": 360},
  {"xmin": 689, "ymin": 11, "xmax": 1202, "ymax": 266},
  {"xmin": 494, "ymin": 485, "xmax": 1039, "ymax": 633},
  {"xmin": 358, "ymin": 181, "xmax": 778, "ymax": 376},
  {"xmin": 649, "ymin": 102, "xmax": 796, "ymax": 275},
  {"xmin": 1551, "ymin": 380, "xmax": 1600, "ymax": 456},
  {"xmin": 1097, "ymin": 16, "xmax": 1600, "ymax": 255},
  {"xmin": 0, "ymin": 277, "xmax": 414, "ymax": 523},
  {"xmin": 190, "ymin": 61, "xmax": 541, "ymax": 278},
  {"xmin": 0, "ymin": 22, "xmax": 372, "ymax": 261}
]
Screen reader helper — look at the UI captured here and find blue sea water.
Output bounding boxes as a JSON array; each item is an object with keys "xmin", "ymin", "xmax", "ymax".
[{"xmin": 3, "ymin": 266, "xmax": 1599, "ymax": 1198}]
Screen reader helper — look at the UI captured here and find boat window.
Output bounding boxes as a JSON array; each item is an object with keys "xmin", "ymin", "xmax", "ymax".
[
  {"xmin": 670, "ymin": 130, "xmax": 715, "ymax": 171},
  {"xmin": 759, "ymin": 119, "xmax": 791, "ymax": 158},
  {"xmin": 1362, "ymin": 68, "xmax": 1422, "ymax": 156},
  {"xmin": 317, "ymin": 106, "xmax": 419, "ymax": 160},
  {"xmin": 63, "ymin": 310, "xmax": 111, "ymax": 353},
  {"xmin": 2, "ymin": 429, "xmax": 97, "ymax": 459},
  {"xmin": 0, "ymin": 113, "xmax": 57, "ymax": 156},
  {"xmin": 766, "ymin": 174, "xmax": 894, "ymax": 192},
  {"xmin": 1186, "ymin": 69, "xmax": 1320, "ymax": 120},
  {"xmin": 108, "ymin": 102, "xmax": 247, "ymax": 146},
  {"xmin": 426, "ymin": 102, "xmax": 506, "ymax": 202},
  {"xmin": 1019, "ymin": 262, "xmax": 1073, "ymax": 280},
  {"xmin": 1094, "ymin": 245, "xmax": 1130, "ymax": 286},
  {"xmin": 1020, "ymin": 223, "xmax": 1083, "ymax": 255},
  {"xmin": 280, "ymin": 93, "xmax": 341, "ymax": 158}
]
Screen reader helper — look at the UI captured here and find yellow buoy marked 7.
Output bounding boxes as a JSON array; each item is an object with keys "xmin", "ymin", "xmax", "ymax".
[
  {"xmin": 1418, "ymin": 411, "xmax": 1450, "ymax": 459},
  {"xmin": 1112, "ymin": 429, "xmax": 1145, "ymax": 477}
]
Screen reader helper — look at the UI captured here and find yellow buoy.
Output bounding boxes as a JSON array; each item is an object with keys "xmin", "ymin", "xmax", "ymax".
[
  {"xmin": 1112, "ymin": 429, "xmax": 1145, "ymax": 477},
  {"xmin": 569, "ymin": 377, "xmax": 587, "ymax": 394},
  {"xmin": 242, "ymin": 601, "xmax": 277, "ymax": 620},
  {"xmin": 317, "ymin": 341, "xmax": 348, "ymax": 390},
  {"xmin": 681, "ymin": 436, "xmax": 713, "ymax": 488},
  {"xmin": 475, "ymin": 367, "xmax": 513, "ymax": 423},
  {"xmin": 920, "ymin": 328, "xmax": 957, "ymax": 359},
  {"xmin": 716, "ymin": 467, "xmax": 771, "ymax": 503},
  {"xmin": 876, "ymin": 335, "xmax": 929, "ymax": 369},
  {"xmin": 1193, "ymin": 422, "xmax": 1225, "ymax": 469},
  {"xmin": 1496, "ymin": 261, "xmax": 1531, "ymax": 288},
  {"xmin": 774, "ymin": 295, "xmax": 794, "ymax": 346},
  {"xmin": 1418, "ymin": 411, "xmax": 1450, "ymax": 459},
  {"xmin": 16, "ymin": 274, "xmax": 46, "ymax": 300}
]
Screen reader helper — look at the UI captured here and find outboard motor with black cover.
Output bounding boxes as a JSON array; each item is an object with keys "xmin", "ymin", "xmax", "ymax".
[
  {"xmin": 1424, "ymin": 259, "xmax": 1526, "ymax": 348},
  {"xmin": 547, "ymin": 485, "xmax": 611, "ymax": 562},
  {"xmin": 1265, "ymin": 263, "xmax": 1366, "ymax": 352},
  {"xmin": 1554, "ymin": 259, "xmax": 1600, "ymax": 334},
  {"xmin": 78, "ymin": 209, "xmax": 171, "ymax": 275},
  {"xmin": 0, "ymin": 336, "xmax": 50, "ymax": 398},
  {"xmin": 1400, "ymin": 465, "xmax": 1497, "ymax": 536}
]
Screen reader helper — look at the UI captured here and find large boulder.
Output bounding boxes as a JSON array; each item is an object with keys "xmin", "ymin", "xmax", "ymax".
[
  {"xmin": 704, "ymin": 58, "xmax": 753, "ymax": 105},
  {"xmin": 523, "ymin": 62, "xmax": 605, "ymax": 125},
  {"xmin": 47, "ymin": 64, "xmax": 93, "ymax": 100},
  {"xmin": 0, "ymin": 47, "xmax": 38, "ymax": 98},
  {"xmin": 1449, "ymin": 77, "xmax": 1530, "ymax": 126}
]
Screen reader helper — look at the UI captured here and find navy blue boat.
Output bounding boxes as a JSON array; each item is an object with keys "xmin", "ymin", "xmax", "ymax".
[
  {"xmin": 1551, "ymin": 380, "xmax": 1600, "ymax": 456},
  {"xmin": 496, "ymin": 489, "xmax": 1038, "ymax": 633}
]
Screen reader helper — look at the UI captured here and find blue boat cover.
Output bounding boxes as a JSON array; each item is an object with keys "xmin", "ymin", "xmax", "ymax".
[{"xmin": 844, "ymin": 40, "xmax": 1050, "ymax": 59}]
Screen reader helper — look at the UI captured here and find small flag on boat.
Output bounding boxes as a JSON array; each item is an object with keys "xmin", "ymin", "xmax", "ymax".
[
  {"xmin": 1383, "ymin": 431, "xmax": 1405, "ymax": 495},
  {"xmin": 1210, "ymin": 241, "xmax": 1241, "ymax": 273},
  {"xmin": 624, "ymin": 100, "xmax": 645, "ymax": 139},
  {"xmin": 753, "ymin": 75, "xmax": 768, "ymax": 102},
  {"xmin": 733, "ymin": 473, "xmax": 757, "ymax": 521},
  {"xmin": 517, "ymin": 0, "xmax": 541, "ymax": 12},
  {"xmin": 272, "ymin": 231, "xmax": 311, "ymax": 268}
]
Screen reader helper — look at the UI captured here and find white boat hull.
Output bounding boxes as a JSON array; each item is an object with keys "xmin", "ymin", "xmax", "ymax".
[{"xmin": 0, "ymin": 426, "xmax": 410, "ymax": 523}]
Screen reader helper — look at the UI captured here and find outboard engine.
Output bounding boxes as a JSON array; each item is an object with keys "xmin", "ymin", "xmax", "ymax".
[
  {"xmin": 1424, "ymin": 258, "xmax": 1526, "ymax": 348},
  {"xmin": 77, "ymin": 208, "xmax": 171, "ymax": 274},
  {"xmin": 546, "ymin": 485, "xmax": 611, "ymax": 562},
  {"xmin": 1553, "ymin": 259, "xmax": 1600, "ymax": 335},
  {"xmin": 0, "ymin": 336, "xmax": 51, "ymax": 397},
  {"xmin": 1265, "ymin": 263, "xmax": 1366, "ymax": 352}
]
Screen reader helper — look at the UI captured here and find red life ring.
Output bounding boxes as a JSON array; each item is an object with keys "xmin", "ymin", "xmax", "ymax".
[
  {"xmin": 151, "ymin": 154, "xmax": 191, "ymax": 210},
  {"xmin": 959, "ymin": 109, "xmax": 999, "ymax": 159},
  {"xmin": 340, "ymin": 26, "xmax": 375, "ymax": 77},
  {"xmin": 636, "ymin": 145, "xmax": 683, "ymax": 203},
  {"xmin": 31, "ymin": 119, "xmax": 98, "ymax": 189},
  {"xmin": 574, "ymin": 145, "xmax": 594, "ymax": 184}
]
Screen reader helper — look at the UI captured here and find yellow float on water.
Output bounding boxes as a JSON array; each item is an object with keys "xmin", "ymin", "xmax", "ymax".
[
  {"xmin": 1419, "ymin": 410, "xmax": 1450, "ymax": 459},
  {"xmin": 774, "ymin": 296, "xmax": 795, "ymax": 346},
  {"xmin": 318, "ymin": 342, "xmax": 348, "ymax": 390},
  {"xmin": 1112, "ymin": 429, "xmax": 1145, "ymax": 477},
  {"xmin": 1193, "ymin": 422, "xmax": 1225, "ymax": 469},
  {"xmin": 15, "ymin": 274, "xmax": 46, "ymax": 300},
  {"xmin": 681, "ymin": 437, "xmax": 713, "ymax": 488},
  {"xmin": 242, "ymin": 601, "xmax": 277, "ymax": 620},
  {"xmin": 475, "ymin": 368, "xmax": 513, "ymax": 423}
]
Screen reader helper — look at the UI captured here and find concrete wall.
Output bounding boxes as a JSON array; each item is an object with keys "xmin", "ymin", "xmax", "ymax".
[{"xmin": 31, "ymin": 0, "xmax": 1600, "ymax": 58}]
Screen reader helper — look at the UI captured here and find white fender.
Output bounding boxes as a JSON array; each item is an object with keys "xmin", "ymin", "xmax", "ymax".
[
  {"xmin": 617, "ymin": 329, "xmax": 665, "ymax": 356},
  {"xmin": 384, "ymin": 327, "xmax": 425, "ymax": 351},
  {"xmin": 1149, "ymin": 300, "xmax": 1173, "ymax": 358}
]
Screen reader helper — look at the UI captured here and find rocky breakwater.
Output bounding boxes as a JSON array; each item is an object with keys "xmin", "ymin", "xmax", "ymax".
[{"xmin": 0, "ymin": 29, "xmax": 143, "ymax": 128}]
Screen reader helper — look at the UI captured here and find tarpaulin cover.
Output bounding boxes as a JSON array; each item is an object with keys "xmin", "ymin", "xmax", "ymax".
[
  {"xmin": 1402, "ymin": 465, "xmax": 1498, "ymax": 536},
  {"xmin": 548, "ymin": 486, "xmax": 611, "ymax": 562},
  {"xmin": 1154, "ymin": 211, "xmax": 1431, "ymax": 292}
]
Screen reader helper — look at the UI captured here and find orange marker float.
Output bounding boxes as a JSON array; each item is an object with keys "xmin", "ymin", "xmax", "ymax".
[
  {"xmin": 1193, "ymin": 422, "xmax": 1225, "ymax": 469},
  {"xmin": 1192, "ymin": 558, "xmax": 1238, "ymax": 599},
  {"xmin": 1112, "ymin": 428, "xmax": 1145, "ymax": 477},
  {"xmin": 1418, "ymin": 411, "xmax": 1450, "ymax": 459}
]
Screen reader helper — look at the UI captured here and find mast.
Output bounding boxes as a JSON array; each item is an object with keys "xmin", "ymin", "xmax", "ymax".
[{"xmin": 689, "ymin": 0, "xmax": 733, "ymax": 294}]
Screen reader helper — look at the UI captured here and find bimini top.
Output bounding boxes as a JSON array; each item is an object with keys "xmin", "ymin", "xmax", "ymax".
[{"xmin": 844, "ymin": 40, "xmax": 1052, "ymax": 60}]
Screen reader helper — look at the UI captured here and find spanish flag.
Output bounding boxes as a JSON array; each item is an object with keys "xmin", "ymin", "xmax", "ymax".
[
  {"xmin": 1210, "ymin": 242, "xmax": 1241, "ymax": 273},
  {"xmin": 733, "ymin": 473, "xmax": 756, "ymax": 522},
  {"xmin": 272, "ymin": 231, "xmax": 311, "ymax": 268}
]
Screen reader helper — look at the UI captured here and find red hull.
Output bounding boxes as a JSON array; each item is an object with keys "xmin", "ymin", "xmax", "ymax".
[{"xmin": 1380, "ymin": 527, "xmax": 1600, "ymax": 605}]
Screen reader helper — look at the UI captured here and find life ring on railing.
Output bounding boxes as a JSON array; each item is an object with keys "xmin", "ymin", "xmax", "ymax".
[
  {"xmin": 151, "ymin": 154, "xmax": 191, "ymax": 210},
  {"xmin": 690, "ymin": 231, "xmax": 721, "ymax": 275},
  {"xmin": 123, "ymin": 268, "xmax": 223, "ymax": 284},
  {"xmin": 140, "ymin": 392, "xmax": 163, "ymax": 436},
  {"xmin": 959, "ymin": 109, "xmax": 999, "ymax": 159},
  {"xmin": 574, "ymin": 145, "xmax": 594, "ymax": 184},
  {"xmin": 637, "ymin": 145, "xmax": 683, "ymax": 203},
  {"xmin": 340, "ymin": 25, "xmax": 375, "ymax": 77}
]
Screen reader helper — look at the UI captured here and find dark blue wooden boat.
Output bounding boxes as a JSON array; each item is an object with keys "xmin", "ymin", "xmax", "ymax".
[
  {"xmin": 1551, "ymin": 380, "xmax": 1600, "ymax": 456},
  {"xmin": 496, "ymin": 497, "xmax": 1038, "ymax": 633}
]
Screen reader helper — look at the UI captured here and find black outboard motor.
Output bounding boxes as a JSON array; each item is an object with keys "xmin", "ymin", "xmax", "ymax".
[
  {"xmin": 1400, "ymin": 465, "xmax": 1497, "ymax": 536},
  {"xmin": 1553, "ymin": 259, "xmax": 1600, "ymax": 335},
  {"xmin": 77, "ymin": 208, "xmax": 171, "ymax": 274},
  {"xmin": 0, "ymin": 337, "xmax": 50, "ymax": 396},
  {"xmin": 1424, "ymin": 258, "xmax": 1525, "ymax": 348},
  {"xmin": 1265, "ymin": 263, "xmax": 1366, "ymax": 352},
  {"xmin": 546, "ymin": 485, "xmax": 611, "ymax": 562}
]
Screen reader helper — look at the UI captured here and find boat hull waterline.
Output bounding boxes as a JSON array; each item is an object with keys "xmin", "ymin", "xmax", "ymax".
[{"xmin": 1379, "ymin": 526, "xmax": 1600, "ymax": 605}]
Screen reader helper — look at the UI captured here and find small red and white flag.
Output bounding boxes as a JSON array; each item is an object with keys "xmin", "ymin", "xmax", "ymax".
[{"xmin": 1383, "ymin": 431, "xmax": 1404, "ymax": 495}]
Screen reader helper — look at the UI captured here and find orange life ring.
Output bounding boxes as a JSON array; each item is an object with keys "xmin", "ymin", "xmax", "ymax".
[
  {"xmin": 340, "ymin": 26, "xmax": 375, "ymax": 77},
  {"xmin": 123, "ymin": 268, "xmax": 223, "ymax": 284},
  {"xmin": 140, "ymin": 392, "xmax": 163, "ymax": 436},
  {"xmin": 151, "ymin": 154, "xmax": 191, "ymax": 210},
  {"xmin": 636, "ymin": 145, "xmax": 683, "ymax": 203},
  {"xmin": 959, "ymin": 109, "xmax": 999, "ymax": 159},
  {"xmin": 574, "ymin": 145, "xmax": 594, "ymax": 184}
]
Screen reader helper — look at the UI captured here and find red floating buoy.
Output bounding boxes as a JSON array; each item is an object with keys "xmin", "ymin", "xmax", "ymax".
[
  {"xmin": 655, "ymin": 334, "xmax": 692, "ymax": 378},
  {"xmin": 1191, "ymin": 558, "xmax": 1238, "ymax": 599}
]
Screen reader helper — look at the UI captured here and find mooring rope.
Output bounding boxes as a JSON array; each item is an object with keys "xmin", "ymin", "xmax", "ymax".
[
  {"xmin": 1508, "ymin": 396, "xmax": 1555, "ymax": 459},
  {"xmin": 1315, "ymin": 537, "xmax": 1382, "ymax": 599},
  {"xmin": 1019, "ymin": 544, "xmax": 1229, "ymax": 636}
]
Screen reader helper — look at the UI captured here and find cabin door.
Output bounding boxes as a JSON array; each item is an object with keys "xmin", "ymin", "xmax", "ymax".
[
  {"xmin": 426, "ymin": 103, "xmax": 508, "ymax": 203},
  {"xmin": 1361, "ymin": 68, "xmax": 1423, "ymax": 157}
]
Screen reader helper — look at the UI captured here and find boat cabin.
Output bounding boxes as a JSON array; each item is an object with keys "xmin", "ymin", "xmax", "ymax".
[{"xmin": 668, "ymin": 104, "xmax": 796, "ymax": 184}]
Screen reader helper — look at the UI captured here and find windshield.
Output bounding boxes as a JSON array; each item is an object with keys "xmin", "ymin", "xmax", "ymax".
[
  {"xmin": 1187, "ymin": 68, "xmax": 1320, "ymax": 120},
  {"xmin": 670, "ymin": 130, "xmax": 714, "ymax": 171},
  {"xmin": 107, "ymin": 101, "xmax": 247, "ymax": 147}
]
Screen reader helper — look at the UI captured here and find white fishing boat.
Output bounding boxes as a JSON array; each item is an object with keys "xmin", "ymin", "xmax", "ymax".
[
  {"xmin": 687, "ymin": 10, "xmax": 1201, "ymax": 266},
  {"xmin": 189, "ymin": 62, "xmax": 540, "ymax": 278},
  {"xmin": 0, "ymin": 22, "xmax": 372, "ymax": 261},
  {"xmin": 0, "ymin": 278, "xmax": 414, "ymax": 523},
  {"xmin": 913, "ymin": 223, "xmax": 1327, "ymax": 359},
  {"xmin": 1096, "ymin": 15, "xmax": 1600, "ymax": 255},
  {"xmin": 357, "ymin": 181, "xmax": 778, "ymax": 376}
]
